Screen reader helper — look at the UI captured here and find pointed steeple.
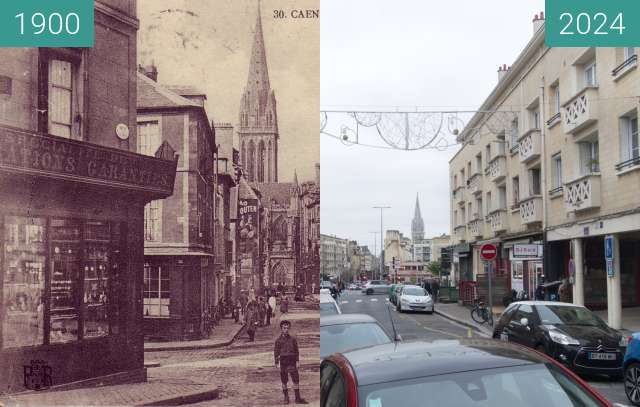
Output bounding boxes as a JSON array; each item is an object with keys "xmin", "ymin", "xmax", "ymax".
[
  {"xmin": 293, "ymin": 170, "xmax": 299, "ymax": 186},
  {"xmin": 412, "ymin": 193, "xmax": 425, "ymax": 242},
  {"xmin": 246, "ymin": 0, "xmax": 271, "ymax": 93}
]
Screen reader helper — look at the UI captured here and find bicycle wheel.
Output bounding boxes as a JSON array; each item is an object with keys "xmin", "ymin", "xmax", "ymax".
[{"xmin": 471, "ymin": 307, "xmax": 484, "ymax": 324}]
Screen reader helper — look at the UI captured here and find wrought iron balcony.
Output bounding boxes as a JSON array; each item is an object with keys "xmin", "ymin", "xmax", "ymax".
[
  {"xmin": 519, "ymin": 195, "xmax": 543, "ymax": 225},
  {"xmin": 467, "ymin": 173, "xmax": 483, "ymax": 195},
  {"xmin": 518, "ymin": 129, "xmax": 541, "ymax": 164},
  {"xmin": 562, "ymin": 87, "xmax": 599, "ymax": 135},
  {"xmin": 488, "ymin": 208, "xmax": 508, "ymax": 233},
  {"xmin": 488, "ymin": 155, "xmax": 507, "ymax": 182},
  {"xmin": 564, "ymin": 173, "xmax": 601, "ymax": 212}
]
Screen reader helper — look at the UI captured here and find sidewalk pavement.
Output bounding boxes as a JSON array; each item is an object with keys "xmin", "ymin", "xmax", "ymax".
[
  {"xmin": 1, "ymin": 305, "xmax": 318, "ymax": 407},
  {"xmin": 434, "ymin": 302, "xmax": 500, "ymax": 337},
  {"xmin": 145, "ymin": 317, "xmax": 244, "ymax": 352}
]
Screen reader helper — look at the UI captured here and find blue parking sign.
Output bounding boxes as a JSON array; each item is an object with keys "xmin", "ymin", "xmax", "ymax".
[{"xmin": 605, "ymin": 235, "xmax": 613, "ymax": 261}]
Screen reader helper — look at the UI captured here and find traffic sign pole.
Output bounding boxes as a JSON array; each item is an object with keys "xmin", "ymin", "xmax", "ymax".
[
  {"xmin": 479, "ymin": 244, "xmax": 497, "ymax": 326},
  {"xmin": 487, "ymin": 260, "xmax": 493, "ymax": 326}
]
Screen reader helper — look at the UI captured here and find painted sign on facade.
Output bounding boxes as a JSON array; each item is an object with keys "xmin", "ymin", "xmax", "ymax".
[{"xmin": 238, "ymin": 198, "xmax": 258, "ymax": 254}]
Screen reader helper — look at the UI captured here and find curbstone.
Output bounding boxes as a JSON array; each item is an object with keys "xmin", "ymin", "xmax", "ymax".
[{"xmin": 434, "ymin": 308, "xmax": 492, "ymax": 337}]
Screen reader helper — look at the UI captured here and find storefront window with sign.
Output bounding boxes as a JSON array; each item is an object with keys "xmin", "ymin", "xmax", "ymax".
[
  {"xmin": 1, "ymin": 217, "xmax": 121, "ymax": 349},
  {"xmin": 2, "ymin": 216, "xmax": 46, "ymax": 348}
]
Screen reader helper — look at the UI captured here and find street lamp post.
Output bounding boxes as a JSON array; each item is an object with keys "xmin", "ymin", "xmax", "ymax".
[
  {"xmin": 373, "ymin": 206, "xmax": 391, "ymax": 281},
  {"xmin": 369, "ymin": 231, "xmax": 378, "ymax": 280}
]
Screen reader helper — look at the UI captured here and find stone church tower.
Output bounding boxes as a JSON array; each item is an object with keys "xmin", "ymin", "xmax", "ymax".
[
  {"xmin": 238, "ymin": 3, "xmax": 278, "ymax": 183},
  {"xmin": 412, "ymin": 193, "xmax": 425, "ymax": 242}
]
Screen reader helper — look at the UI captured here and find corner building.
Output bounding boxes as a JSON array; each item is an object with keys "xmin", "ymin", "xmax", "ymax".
[
  {"xmin": 0, "ymin": 1, "xmax": 178, "ymax": 391},
  {"xmin": 449, "ymin": 13, "xmax": 640, "ymax": 328}
]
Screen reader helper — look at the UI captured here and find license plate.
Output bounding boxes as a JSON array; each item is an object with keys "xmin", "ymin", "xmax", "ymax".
[
  {"xmin": 588, "ymin": 352, "xmax": 616, "ymax": 360},
  {"xmin": 500, "ymin": 333, "xmax": 508, "ymax": 342}
]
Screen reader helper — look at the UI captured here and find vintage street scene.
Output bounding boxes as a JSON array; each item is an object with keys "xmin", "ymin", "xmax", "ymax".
[
  {"xmin": 0, "ymin": 0, "xmax": 319, "ymax": 406},
  {"xmin": 320, "ymin": 1, "xmax": 640, "ymax": 406}
]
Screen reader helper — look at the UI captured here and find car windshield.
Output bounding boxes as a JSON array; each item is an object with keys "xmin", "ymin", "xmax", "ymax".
[
  {"xmin": 320, "ymin": 302, "xmax": 339, "ymax": 316},
  {"xmin": 320, "ymin": 323, "xmax": 391, "ymax": 358},
  {"xmin": 536, "ymin": 305, "xmax": 607, "ymax": 327},
  {"xmin": 358, "ymin": 363, "xmax": 604, "ymax": 407},
  {"xmin": 402, "ymin": 287, "xmax": 427, "ymax": 296}
]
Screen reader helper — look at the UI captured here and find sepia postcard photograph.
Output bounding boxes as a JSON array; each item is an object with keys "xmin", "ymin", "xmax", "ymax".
[{"xmin": 0, "ymin": 0, "xmax": 319, "ymax": 406}]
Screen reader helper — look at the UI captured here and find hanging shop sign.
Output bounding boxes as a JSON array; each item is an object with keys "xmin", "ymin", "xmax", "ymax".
[{"xmin": 510, "ymin": 244, "xmax": 543, "ymax": 260}]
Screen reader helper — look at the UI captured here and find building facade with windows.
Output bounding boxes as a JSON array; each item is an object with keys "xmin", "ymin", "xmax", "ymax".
[
  {"xmin": 449, "ymin": 13, "xmax": 640, "ymax": 328},
  {"xmin": 137, "ymin": 71, "xmax": 216, "ymax": 341},
  {"xmin": 320, "ymin": 234, "xmax": 349, "ymax": 279},
  {"xmin": 0, "ymin": 1, "xmax": 180, "ymax": 392}
]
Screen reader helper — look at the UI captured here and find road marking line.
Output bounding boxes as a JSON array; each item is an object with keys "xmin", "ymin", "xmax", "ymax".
[
  {"xmin": 613, "ymin": 404, "xmax": 631, "ymax": 407},
  {"xmin": 355, "ymin": 299, "xmax": 363, "ymax": 303},
  {"xmin": 371, "ymin": 299, "xmax": 378, "ymax": 302},
  {"xmin": 421, "ymin": 324, "xmax": 462, "ymax": 338},
  {"xmin": 341, "ymin": 301, "xmax": 349, "ymax": 304}
]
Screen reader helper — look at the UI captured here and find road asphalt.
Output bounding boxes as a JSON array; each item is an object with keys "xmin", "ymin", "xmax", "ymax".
[{"xmin": 336, "ymin": 289, "xmax": 631, "ymax": 407}]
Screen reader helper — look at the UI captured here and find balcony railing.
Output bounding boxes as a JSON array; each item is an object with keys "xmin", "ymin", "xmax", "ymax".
[
  {"xmin": 562, "ymin": 87, "xmax": 599, "ymax": 135},
  {"xmin": 564, "ymin": 173, "xmax": 601, "ymax": 212},
  {"xmin": 488, "ymin": 155, "xmax": 507, "ymax": 182},
  {"xmin": 519, "ymin": 195, "xmax": 543, "ymax": 225},
  {"xmin": 518, "ymin": 129, "xmax": 541, "ymax": 164},
  {"xmin": 454, "ymin": 225, "xmax": 467, "ymax": 241},
  {"xmin": 468, "ymin": 218, "xmax": 483, "ymax": 238},
  {"xmin": 488, "ymin": 209, "xmax": 508, "ymax": 233},
  {"xmin": 546, "ymin": 112, "xmax": 561, "ymax": 128},
  {"xmin": 467, "ymin": 173, "xmax": 482, "ymax": 195}
]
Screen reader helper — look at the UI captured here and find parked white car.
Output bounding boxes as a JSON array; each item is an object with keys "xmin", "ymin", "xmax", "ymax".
[
  {"xmin": 320, "ymin": 293, "xmax": 342, "ymax": 316},
  {"xmin": 396, "ymin": 285, "xmax": 434, "ymax": 313}
]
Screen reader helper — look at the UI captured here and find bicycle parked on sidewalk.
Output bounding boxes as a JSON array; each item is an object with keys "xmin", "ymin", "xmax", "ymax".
[{"xmin": 470, "ymin": 298, "xmax": 493, "ymax": 325}]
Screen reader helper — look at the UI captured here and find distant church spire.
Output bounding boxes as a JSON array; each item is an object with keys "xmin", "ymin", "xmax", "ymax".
[
  {"xmin": 412, "ymin": 193, "xmax": 425, "ymax": 242},
  {"xmin": 238, "ymin": 0, "xmax": 279, "ymax": 183}
]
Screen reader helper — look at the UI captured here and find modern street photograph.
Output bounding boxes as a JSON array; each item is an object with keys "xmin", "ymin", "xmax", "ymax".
[
  {"xmin": 0, "ymin": 0, "xmax": 320, "ymax": 406},
  {"xmin": 320, "ymin": 1, "xmax": 640, "ymax": 406}
]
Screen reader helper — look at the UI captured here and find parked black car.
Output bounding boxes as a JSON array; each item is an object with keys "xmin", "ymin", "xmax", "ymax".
[
  {"xmin": 492, "ymin": 301, "xmax": 627, "ymax": 377},
  {"xmin": 321, "ymin": 339, "xmax": 612, "ymax": 406}
]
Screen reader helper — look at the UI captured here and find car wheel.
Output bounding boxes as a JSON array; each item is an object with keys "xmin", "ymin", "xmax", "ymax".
[
  {"xmin": 625, "ymin": 362, "xmax": 640, "ymax": 406},
  {"xmin": 366, "ymin": 289, "xmax": 373, "ymax": 295}
]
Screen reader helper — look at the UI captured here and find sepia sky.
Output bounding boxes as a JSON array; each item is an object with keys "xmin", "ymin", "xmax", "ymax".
[
  {"xmin": 321, "ymin": 0, "xmax": 545, "ymax": 252},
  {"xmin": 138, "ymin": 0, "xmax": 319, "ymax": 183}
]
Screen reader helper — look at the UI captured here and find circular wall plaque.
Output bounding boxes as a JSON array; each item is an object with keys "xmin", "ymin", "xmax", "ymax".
[{"xmin": 116, "ymin": 123, "xmax": 129, "ymax": 140}]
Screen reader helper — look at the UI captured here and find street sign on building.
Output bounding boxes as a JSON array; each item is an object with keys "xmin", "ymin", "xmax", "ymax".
[
  {"xmin": 606, "ymin": 259, "xmax": 614, "ymax": 278},
  {"xmin": 480, "ymin": 244, "xmax": 497, "ymax": 261}
]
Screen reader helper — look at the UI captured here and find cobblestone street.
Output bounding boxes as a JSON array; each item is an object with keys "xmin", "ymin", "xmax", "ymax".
[{"xmin": 147, "ymin": 304, "xmax": 320, "ymax": 406}]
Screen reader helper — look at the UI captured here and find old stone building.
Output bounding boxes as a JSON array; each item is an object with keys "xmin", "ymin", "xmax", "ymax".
[{"xmin": 0, "ymin": 0, "xmax": 178, "ymax": 391}]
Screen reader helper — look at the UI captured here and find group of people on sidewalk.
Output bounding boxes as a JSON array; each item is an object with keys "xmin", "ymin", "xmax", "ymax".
[{"xmin": 238, "ymin": 288, "xmax": 291, "ymax": 342}]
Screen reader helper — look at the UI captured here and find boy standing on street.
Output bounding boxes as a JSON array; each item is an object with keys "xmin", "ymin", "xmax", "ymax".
[{"xmin": 274, "ymin": 320, "xmax": 307, "ymax": 404}]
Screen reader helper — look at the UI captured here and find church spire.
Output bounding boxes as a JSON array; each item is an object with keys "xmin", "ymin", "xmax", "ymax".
[
  {"xmin": 412, "ymin": 193, "xmax": 425, "ymax": 242},
  {"xmin": 246, "ymin": 0, "xmax": 270, "ymax": 94}
]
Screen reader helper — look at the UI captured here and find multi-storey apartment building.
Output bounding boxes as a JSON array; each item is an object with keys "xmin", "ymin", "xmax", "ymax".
[
  {"xmin": 0, "ymin": 1, "xmax": 179, "ymax": 391},
  {"xmin": 320, "ymin": 234, "xmax": 349, "ymax": 279},
  {"xmin": 450, "ymin": 12, "xmax": 640, "ymax": 328}
]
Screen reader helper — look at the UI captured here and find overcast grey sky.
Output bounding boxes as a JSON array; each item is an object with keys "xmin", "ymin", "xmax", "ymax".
[{"xmin": 320, "ymin": 0, "xmax": 544, "ymax": 252}]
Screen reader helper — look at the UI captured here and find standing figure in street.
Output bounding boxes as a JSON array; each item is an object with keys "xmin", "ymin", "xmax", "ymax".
[
  {"xmin": 280, "ymin": 296, "xmax": 289, "ymax": 314},
  {"xmin": 233, "ymin": 299, "xmax": 241, "ymax": 323},
  {"xmin": 268, "ymin": 293, "xmax": 277, "ymax": 321},
  {"xmin": 274, "ymin": 320, "xmax": 308, "ymax": 404},
  {"xmin": 246, "ymin": 301, "xmax": 258, "ymax": 342},
  {"xmin": 432, "ymin": 278, "xmax": 440, "ymax": 303},
  {"xmin": 265, "ymin": 297, "xmax": 273, "ymax": 326}
]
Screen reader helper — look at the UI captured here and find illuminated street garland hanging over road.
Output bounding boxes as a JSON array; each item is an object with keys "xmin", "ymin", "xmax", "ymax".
[{"xmin": 320, "ymin": 109, "xmax": 520, "ymax": 151}]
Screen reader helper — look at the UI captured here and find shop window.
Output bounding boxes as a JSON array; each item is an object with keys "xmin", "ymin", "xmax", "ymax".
[
  {"xmin": 83, "ymin": 222, "xmax": 110, "ymax": 339},
  {"xmin": 50, "ymin": 219, "xmax": 82, "ymax": 344},
  {"xmin": 2, "ymin": 217, "xmax": 46, "ymax": 348},
  {"xmin": 143, "ymin": 264, "xmax": 170, "ymax": 317}
]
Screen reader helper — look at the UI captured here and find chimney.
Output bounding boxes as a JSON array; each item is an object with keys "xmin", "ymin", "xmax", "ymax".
[
  {"xmin": 498, "ymin": 64, "xmax": 510, "ymax": 81},
  {"xmin": 138, "ymin": 62, "xmax": 158, "ymax": 82},
  {"xmin": 533, "ymin": 11, "xmax": 545, "ymax": 34}
]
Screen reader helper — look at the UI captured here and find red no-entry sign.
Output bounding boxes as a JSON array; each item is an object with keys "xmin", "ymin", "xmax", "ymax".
[{"xmin": 480, "ymin": 244, "xmax": 497, "ymax": 261}]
